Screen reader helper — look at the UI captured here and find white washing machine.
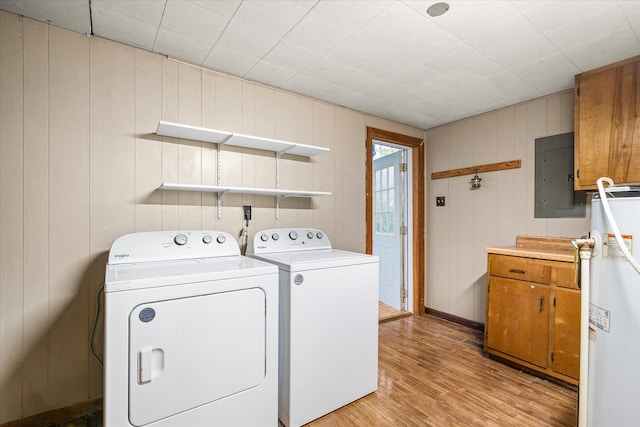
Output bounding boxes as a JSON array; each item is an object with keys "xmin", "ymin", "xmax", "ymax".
[
  {"xmin": 104, "ymin": 230, "xmax": 279, "ymax": 427},
  {"xmin": 247, "ymin": 228, "xmax": 379, "ymax": 427}
]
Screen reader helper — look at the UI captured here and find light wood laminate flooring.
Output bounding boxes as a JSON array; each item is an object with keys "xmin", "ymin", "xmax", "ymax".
[{"xmin": 306, "ymin": 314, "xmax": 577, "ymax": 427}]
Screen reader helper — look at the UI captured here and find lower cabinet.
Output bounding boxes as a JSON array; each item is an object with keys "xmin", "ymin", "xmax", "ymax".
[{"xmin": 484, "ymin": 253, "xmax": 580, "ymax": 385}]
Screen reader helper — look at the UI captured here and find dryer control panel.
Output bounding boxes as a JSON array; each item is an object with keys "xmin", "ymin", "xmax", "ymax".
[
  {"xmin": 108, "ymin": 230, "xmax": 240, "ymax": 264},
  {"xmin": 249, "ymin": 228, "xmax": 331, "ymax": 254}
]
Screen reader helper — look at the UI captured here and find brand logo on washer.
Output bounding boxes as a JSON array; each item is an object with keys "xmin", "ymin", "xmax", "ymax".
[
  {"xmin": 294, "ymin": 274, "xmax": 304, "ymax": 285},
  {"xmin": 139, "ymin": 307, "xmax": 156, "ymax": 323}
]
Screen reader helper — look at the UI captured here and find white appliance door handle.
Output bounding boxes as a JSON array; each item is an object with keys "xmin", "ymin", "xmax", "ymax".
[{"xmin": 138, "ymin": 346, "xmax": 153, "ymax": 384}]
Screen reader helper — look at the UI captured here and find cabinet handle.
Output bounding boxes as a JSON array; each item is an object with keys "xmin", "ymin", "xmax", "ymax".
[
  {"xmin": 509, "ymin": 269, "xmax": 526, "ymax": 274},
  {"xmin": 539, "ymin": 296, "xmax": 544, "ymax": 313}
]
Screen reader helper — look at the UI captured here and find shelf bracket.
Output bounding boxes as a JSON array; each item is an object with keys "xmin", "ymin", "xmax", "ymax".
[
  {"xmin": 276, "ymin": 153, "xmax": 281, "ymax": 220},
  {"xmin": 217, "ymin": 145, "xmax": 223, "ymax": 219}
]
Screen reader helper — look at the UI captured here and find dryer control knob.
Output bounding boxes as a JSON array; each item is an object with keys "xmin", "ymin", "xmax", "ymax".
[
  {"xmin": 216, "ymin": 235, "xmax": 226, "ymax": 244},
  {"xmin": 289, "ymin": 231, "xmax": 298, "ymax": 240},
  {"xmin": 316, "ymin": 232, "xmax": 324, "ymax": 239},
  {"xmin": 307, "ymin": 232, "xmax": 314, "ymax": 239},
  {"xmin": 272, "ymin": 233, "xmax": 279, "ymax": 241},
  {"xmin": 202, "ymin": 235, "xmax": 213, "ymax": 244},
  {"xmin": 174, "ymin": 233, "xmax": 188, "ymax": 246},
  {"xmin": 260, "ymin": 234, "xmax": 269, "ymax": 242}
]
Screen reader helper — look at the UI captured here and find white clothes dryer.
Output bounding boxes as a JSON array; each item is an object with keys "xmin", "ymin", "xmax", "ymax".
[
  {"xmin": 104, "ymin": 230, "xmax": 278, "ymax": 427},
  {"xmin": 248, "ymin": 228, "xmax": 379, "ymax": 427}
]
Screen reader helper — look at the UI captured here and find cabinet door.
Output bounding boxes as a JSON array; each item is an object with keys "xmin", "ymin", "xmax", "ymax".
[
  {"xmin": 486, "ymin": 277, "xmax": 549, "ymax": 368},
  {"xmin": 575, "ymin": 57, "xmax": 640, "ymax": 190},
  {"xmin": 551, "ymin": 289, "xmax": 581, "ymax": 380}
]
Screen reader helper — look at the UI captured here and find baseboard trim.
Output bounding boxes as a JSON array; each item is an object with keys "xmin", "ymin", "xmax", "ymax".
[
  {"xmin": 0, "ymin": 398, "xmax": 102, "ymax": 427},
  {"xmin": 425, "ymin": 307, "xmax": 485, "ymax": 332}
]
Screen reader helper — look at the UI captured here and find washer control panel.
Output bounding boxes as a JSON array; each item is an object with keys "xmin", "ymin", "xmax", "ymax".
[
  {"xmin": 249, "ymin": 228, "xmax": 331, "ymax": 254},
  {"xmin": 108, "ymin": 230, "xmax": 240, "ymax": 264}
]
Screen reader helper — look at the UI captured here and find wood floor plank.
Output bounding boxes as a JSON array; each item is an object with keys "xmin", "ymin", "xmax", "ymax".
[{"xmin": 306, "ymin": 314, "xmax": 577, "ymax": 427}]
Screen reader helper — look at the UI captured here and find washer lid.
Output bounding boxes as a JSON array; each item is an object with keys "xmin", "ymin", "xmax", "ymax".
[
  {"xmin": 105, "ymin": 255, "xmax": 277, "ymax": 293},
  {"xmin": 250, "ymin": 249, "xmax": 378, "ymax": 272}
]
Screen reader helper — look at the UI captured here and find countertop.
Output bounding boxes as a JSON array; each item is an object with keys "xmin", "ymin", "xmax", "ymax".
[{"xmin": 485, "ymin": 236, "xmax": 576, "ymax": 263}]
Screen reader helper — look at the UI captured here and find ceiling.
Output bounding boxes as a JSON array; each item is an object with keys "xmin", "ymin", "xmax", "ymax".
[{"xmin": 1, "ymin": 0, "xmax": 639, "ymax": 130}]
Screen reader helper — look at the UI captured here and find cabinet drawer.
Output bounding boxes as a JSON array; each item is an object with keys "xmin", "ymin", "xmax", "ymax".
[
  {"xmin": 489, "ymin": 255, "xmax": 552, "ymax": 284},
  {"xmin": 557, "ymin": 266, "xmax": 579, "ymax": 289}
]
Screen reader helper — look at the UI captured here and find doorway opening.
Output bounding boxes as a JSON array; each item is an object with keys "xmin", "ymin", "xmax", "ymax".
[{"xmin": 366, "ymin": 127, "xmax": 424, "ymax": 315}]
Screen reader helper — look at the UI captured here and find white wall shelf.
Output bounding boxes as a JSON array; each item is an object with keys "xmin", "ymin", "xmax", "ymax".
[
  {"xmin": 156, "ymin": 121, "xmax": 329, "ymax": 157},
  {"xmin": 156, "ymin": 121, "xmax": 331, "ymax": 219}
]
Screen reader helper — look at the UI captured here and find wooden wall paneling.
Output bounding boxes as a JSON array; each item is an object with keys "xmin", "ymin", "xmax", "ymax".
[
  {"xmin": 0, "ymin": 10, "xmax": 24, "ymax": 423},
  {"xmin": 134, "ymin": 50, "xmax": 162, "ymax": 232},
  {"xmin": 546, "ymin": 94, "xmax": 564, "ymax": 238},
  {"xmin": 252, "ymin": 85, "xmax": 276, "ymax": 231},
  {"xmin": 495, "ymin": 108, "xmax": 517, "ymax": 246},
  {"xmin": 526, "ymin": 98, "xmax": 549, "ymax": 236},
  {"xmin": 215, "ymin": 75, "xmax": 243, "ymax": 230},
  {"xmin": 21, "ymin": 17, "xmax": 50, "ymax": 417},
  {"xmin": 200, "ymin": 70, "xmax": 217, "ymax": 230},
  {"xmin": 240, "ymin": 81, "xmax": 256, "ymax": 234},
  {"xmin": 275, "ymin": 91, "xmax": 300, "ymax": 226},
  {"xmin": 48, "ymin": 26, "xmax": 90, "ymax": 409},
  {"xmin": 561, "ymin": 91, "xmax": 574, "ymax": 133},
  {"xmin": 331, "ymin": 109, "xmax": 347, "ymax": 249},
  {"xmin": 89, "ymin": 37, "xmax": 135, "ymax": 397},
  {"xmin": 177, "ymin": 63, "xmax": 203, "ymax": 230},
  {"xmin": 297, "ymin": 97, "xmax": 314, "ymax": 227},
  {"xmin": 160, "ymin": 57, "xmax": 179, "ymax": 230},
  {"xmin": 312, "ymin": 102, "xmax": 335, "ymax": 238},
  {"xmin": 455, "ymin": 120, "xmax": 475, "ymax": 319},
  {"xmin": 513, "ymin": 103, "xmax": 529, "ymax": 235}
]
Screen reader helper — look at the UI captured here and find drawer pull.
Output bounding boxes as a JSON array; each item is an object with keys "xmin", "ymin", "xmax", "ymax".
[{"xmin": 509, "ymin": 268, "xmax": 526, "ymax": 274}]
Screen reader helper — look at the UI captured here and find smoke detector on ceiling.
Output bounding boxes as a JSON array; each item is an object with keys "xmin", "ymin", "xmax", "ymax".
[{"xmin": 427, "ymin": 2, "xmax": 450, "ymax": 17}]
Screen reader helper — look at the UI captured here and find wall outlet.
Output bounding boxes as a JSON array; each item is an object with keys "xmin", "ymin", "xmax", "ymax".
[
  {"xmin": 436, "ymin": 196, "xmax": 445, "ymax": 207},
  {"xmin": 243, "ymin": 205, "xmax": 252, "ymax": 220}
]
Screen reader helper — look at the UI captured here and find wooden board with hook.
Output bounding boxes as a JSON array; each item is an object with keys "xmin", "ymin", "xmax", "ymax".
[{"xmin": 431, "ymin": 159, "xmax": 521, "ymax": 180}]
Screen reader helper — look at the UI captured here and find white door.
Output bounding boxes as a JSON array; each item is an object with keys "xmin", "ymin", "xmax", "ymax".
[{"xmin": 373, "ymin": 149, "xmax": 404, "ymax": 310}]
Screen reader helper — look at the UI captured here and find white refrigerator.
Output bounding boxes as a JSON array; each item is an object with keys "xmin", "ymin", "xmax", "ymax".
[{"xmin": 585, "ymin": 186, "xmax": 640, "ymax": 426}]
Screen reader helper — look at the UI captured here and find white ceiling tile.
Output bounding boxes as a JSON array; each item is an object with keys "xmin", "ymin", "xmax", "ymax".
[
  {"xmin": 261, "ymin": 40, "xmax": 319, "ymax": 72},
  {"xmin": 91, "ymin": 0, "xmax": 164, "ymax": 26},
  {"xmin": 424, "ymin": 1, "xmax": 522, "ymax": 41},
  {"xmin": 202, "ymin": 45, "xmax": 257, "ymax": 77},
  {"xmin": 563, "ymin": 32, "xmax": 640, "ymax": 72},
  {"xmin": 333, "ymin": 69, "xmax": 388, "ymax": 94},
  {"xmin": 284, "ymin": 11, "xmax": 352, "ymax": 55},
  {"xmin": 421, "ymin": 44, "xmax": 505, "ymax": 86},
  {"xmin": 311, "ymin": 0, "xmax": 391, "ymax": 30},
  {"xmin": 233, "ymin": 0, "xmax": 309, "ymax": 38},
  {"xmin": 619, "ymin": 0, "xmax": 640, "ymax": 36},
  {"xmin": 511, "ymin": 53, "xmax": 580, "ymax": 94},
  {"xmin": 215, "ymin": 20, "xmax": 280, "ymax": 60},
  {"xmin": 325, "ymin": 33, "xmax": 388, "ymax": 69},
  {"xmin": 0, "ymin": 0, "xmax": 90, "ymax": 33},
  {"xmin": 245, "ymin": 61, "xmax": 296, "ymax": 88},
  {"xmin": 92, "ymin": 7, "xmax": 158, "ymax": 51},
  {"xmin": 360, "ymin": 1, "xmax": 431, "ymax": 50},
  {"xmin": 280, "ymin": 73, "xmax": 328, "ymax": 98},
  {"xmin": 516, "ymin": 1, "xmax": 618, "ymax": 33},
  {"xmin": 154, "ymin": 27, "xmax": 213, "ymax": 64},
  {"xmin": 161, "ymin": 0, "xmax": 229, "ymax": 43},
  {"xmin": 189, "ymin": 0, "xmax": 241, "ymax": 18},
  {"xmin": 302, "ymin": 56, "xmax": 355, "ymax": 84}
]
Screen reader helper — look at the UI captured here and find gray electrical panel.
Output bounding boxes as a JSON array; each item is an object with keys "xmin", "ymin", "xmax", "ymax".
[{"xmin": 534, "ymin": 132, "xmax": 586, "ymax": 218}]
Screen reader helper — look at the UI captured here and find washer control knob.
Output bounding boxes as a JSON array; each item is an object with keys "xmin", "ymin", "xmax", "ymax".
[
  {"xmin": 260, "ymin": 234, "xmax": 269, "ymax": 242},
  {"xmin": 307, "ymin": 232, "xmax": 314, "ymax": 239},
  {"xmin": 316, "ymin": 232, "xmax": 324, "ymax": 239},
  {"xmin": 174, "ymin": 233, "xmax": 188, "ymax": 246},
  {"xmin": 216, "ymin": 235, "xmax": 226, "ymax": 244},
  {"xmin": 272, "ymin": 233, "xmax": 280, "ymax": 241},
  {"xmin": 202, "ymin": 235, "xmax": 213, "ymax": 244},
  {"xmin": 289, "ymin": 231, "xmax": 298, "ymax": 240}
]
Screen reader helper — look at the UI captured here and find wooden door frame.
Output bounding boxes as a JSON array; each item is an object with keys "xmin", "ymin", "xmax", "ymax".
[{"xmin": 366, "ymin": 127, "xmax": 425, "ymax": 314}]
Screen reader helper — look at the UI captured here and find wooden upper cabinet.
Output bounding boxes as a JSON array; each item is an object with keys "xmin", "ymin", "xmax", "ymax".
[{"xmin": 574, "ymin": 55, "xmax": 640, "ymax": 190}]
